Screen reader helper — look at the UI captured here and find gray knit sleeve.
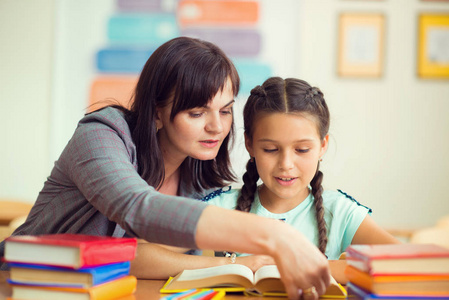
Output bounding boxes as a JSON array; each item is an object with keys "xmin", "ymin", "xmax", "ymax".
[{"xmin": 62, "ymin": 108, "xmax": 208, "ymax": 248}]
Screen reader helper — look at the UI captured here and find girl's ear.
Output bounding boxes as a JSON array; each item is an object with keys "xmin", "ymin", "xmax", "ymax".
[
  {"xmin": 319, "ymin": 134, "xmax": 329, "ymax": 158},
  {"xmin": 155, "ymin": 107, "xmax": 163, "ymax": 131},
  {"xmin": 244, "ymin": 133, "xmax": 254, "ymax": 157}
]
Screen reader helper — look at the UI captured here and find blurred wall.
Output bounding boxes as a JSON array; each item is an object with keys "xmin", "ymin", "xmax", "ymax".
[
  {"xmin": 1, "ymin": 0, "xmax": 449, "ymax": 231},
  {"xmin": 298, "ymin": 0, "xmax": 449, "ymax": 230},
  {"xmin": 0, "ymin": 0, "xmax": 54, "ymax": 201}
]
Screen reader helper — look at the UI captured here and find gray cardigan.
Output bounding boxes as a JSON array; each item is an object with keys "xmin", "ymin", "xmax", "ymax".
[{"xmin": 0, "ymin": 107, "xmax": 210, "ymax": 268}]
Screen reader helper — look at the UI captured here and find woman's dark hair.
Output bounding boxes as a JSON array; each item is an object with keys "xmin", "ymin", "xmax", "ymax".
[
  {"xmin": 237, "ymin": 77, "xmax": 330, "ymax": 254},
  {"xmin": 117, "ymin": 37, "xmax": 240, "ymax": 192}
]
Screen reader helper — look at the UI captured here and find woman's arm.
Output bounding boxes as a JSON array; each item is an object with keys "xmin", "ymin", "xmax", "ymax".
[
  {"xmin": 196, "ymin": 205, "xmax": 331, "ymax": 300},
  {"xmin": 352, "ymin": 215, "xmax": 401, "ymax": 245},
  {"xmin": 67, "ymin": 112, "xmax": 208, "ymax": 248},
  {"xmin": 130, "ymin": 243, "xmax": 274, "ymax": 279}
]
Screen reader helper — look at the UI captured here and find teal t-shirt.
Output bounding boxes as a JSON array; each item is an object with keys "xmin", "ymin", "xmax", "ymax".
[{"xmin": 202, "ymin": 187, "xmax": 371, "ymax": 260}]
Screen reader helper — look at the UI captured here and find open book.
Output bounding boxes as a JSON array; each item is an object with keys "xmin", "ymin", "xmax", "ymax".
[{"xmin": 160, "ymin": 264, "xmax": 346, "ymax": 298}]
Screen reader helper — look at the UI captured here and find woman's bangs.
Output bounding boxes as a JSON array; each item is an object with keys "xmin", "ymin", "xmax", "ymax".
[{"xmin": 170, "ymin": 63, "xmax": 236, "ymax": 119}]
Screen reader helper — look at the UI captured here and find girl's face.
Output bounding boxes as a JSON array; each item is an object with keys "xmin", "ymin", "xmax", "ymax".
[
  {"xmin": 156, "ymin": 79, "xmax": 235, "ymax": 166},
  {"xmin": 245, "ymin": 112, "xmax": 328, "ymax": 212}
]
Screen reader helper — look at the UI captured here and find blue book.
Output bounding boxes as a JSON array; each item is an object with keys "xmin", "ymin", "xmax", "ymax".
[
  {"xmin": 96, "ymin": 47, "xmax": 155, "ymax": 73},
  {"xmin": 347, "ymin": 282, "xmax": 449, "ymax": 300},
  {"xmin": 107, "ymin": 14, "xmax": 179, "ymax": 45},
  {"xmin": 7, "ymin": 261, "xmax": 130, "ymax": 288},
  {"xmin": 233, "ymin": 60, "xmax": 272, "ymax": 96}
]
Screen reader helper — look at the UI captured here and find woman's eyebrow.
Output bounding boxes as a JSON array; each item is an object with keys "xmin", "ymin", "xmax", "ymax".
[
  {"xmin": 203, "ymin": 99, "xmax": 235, "ymax": 109},
  {"xmin": 221, "ymin": 100, "xmax": 235, "ymax": 109}
]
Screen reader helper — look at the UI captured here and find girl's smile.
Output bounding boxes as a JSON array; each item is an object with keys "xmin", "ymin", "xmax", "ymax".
[{"xmin": 275, "ymin": 176, "xmax": 298, "ymax": 186}]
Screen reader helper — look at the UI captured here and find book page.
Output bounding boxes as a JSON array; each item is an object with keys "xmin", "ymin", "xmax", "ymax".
[
  {"xmin": 6, "ymin": 242, "xmax": 78, "ymax": 268},
  {"xmin": 253, "ymin": 265, "xmax": 285, "ymax": 294},
  {"xmin": 327, "ymin": 279, "xmax": 347, "ymax": 296},
  {"xmin": 253, "ymin": 265, "xmax": 346, "ymax": 296},
  {"xmin": 176, "ymin": 264, "xmax": 255, "ymax": 283},
  {"xmin": 254, "ymin": 265, "xmax": 280, "ymax": 283}
]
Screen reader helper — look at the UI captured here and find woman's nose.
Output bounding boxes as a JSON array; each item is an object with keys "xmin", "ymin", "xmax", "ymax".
[{"xmin": 205, "ymin": 113, "xmax": 223, "ymax": 134}]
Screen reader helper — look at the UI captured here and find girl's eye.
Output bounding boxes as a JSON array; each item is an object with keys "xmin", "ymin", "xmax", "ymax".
[
  {"xmin": 220, "ymin": 109, "xmax": 232, "ymax": 115},
  {"xmin": 263, "ymin": 149, "xmax": 277, "ymax": 153},
  {"xmin": 296, "ymin": 149, "xmax": 309, "ymax": 153}
]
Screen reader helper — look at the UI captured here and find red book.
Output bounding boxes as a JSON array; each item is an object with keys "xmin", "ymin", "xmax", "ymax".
[
  {"xmin": 4, "ymin": 234, "xmax": 137, "ymax": 269},
  {"xmin": 346, "ymin": 244, "xmax": 449, "ymax": 275}
]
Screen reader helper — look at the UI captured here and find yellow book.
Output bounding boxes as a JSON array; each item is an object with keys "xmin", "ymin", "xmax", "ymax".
[
  {"xmin": 160, "ymin": 264, "xmax": 346, "ymax": 298},
  {"xmin": 10, "ymin": 275, "xmax": 137, "ymax": 300}
]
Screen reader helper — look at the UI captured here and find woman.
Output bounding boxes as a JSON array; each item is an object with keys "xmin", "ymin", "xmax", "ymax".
[{"xmin": 1, "ymin": 37, "xmax": 330, "ymax": 299}]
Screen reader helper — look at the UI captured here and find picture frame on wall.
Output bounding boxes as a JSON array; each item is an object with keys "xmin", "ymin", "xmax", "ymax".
[
  {"xmin": 337, "ymin": 13, "xmax": 385, "ymax": 78},
  {"xmin": 417, "ymin": 14, "xmax": 449, "ymax": 78}
]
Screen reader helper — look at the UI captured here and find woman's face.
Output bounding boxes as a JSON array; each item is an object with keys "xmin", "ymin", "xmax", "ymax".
[
  {"xmin": 245, "ymin": 112, "xmax": 328, "ymax": 211},
  {"xmin": 156, "ymin": 79, "xmax": 235, "ymax": 165}
]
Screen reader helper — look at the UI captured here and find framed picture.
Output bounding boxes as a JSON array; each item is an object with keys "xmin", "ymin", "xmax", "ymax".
[
  {"xmin": 337, "ymin": 13, "xmax": 385, "ymax": 78},
  {"xmin": 418, "ymin": 14, "xmax": 449, "ymax": 78}
]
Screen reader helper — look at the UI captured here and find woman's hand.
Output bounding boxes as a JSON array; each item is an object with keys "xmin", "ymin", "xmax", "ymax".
[
  {"xmin": 196, "ymin": 205, "xmax": 331, "ymax": 300},
  {"xmin": 269, "ymin": 222, "xmax": 331, "ymax": 300},
  {"xmin": 235, "ymin": 255, "xmax": 275, "ymax": 272}
]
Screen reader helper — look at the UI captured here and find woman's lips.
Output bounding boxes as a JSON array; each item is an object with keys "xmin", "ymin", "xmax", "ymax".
[{"xmin": 200, "ymin": 140, "xmax": 219, "ymax": 148}]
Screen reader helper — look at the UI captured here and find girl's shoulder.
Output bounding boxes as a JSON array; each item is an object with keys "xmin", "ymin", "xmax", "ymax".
[
  {"xmin": 322, "ymin": 189, "xmax": 372, "ymax": 214},
  {"xmin": 199, "ymin": 186, "xmax": 240, "ymax": 209}
]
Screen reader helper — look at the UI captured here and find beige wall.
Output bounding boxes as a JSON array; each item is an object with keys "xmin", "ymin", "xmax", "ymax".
[
  {"xmin": 298, "ymin": 0, "xmax": 449, "ymax": 230},
  {"xmin": 0, "ymin": 0, "xmax": 54, "ymax": 202},
  {"xmin": 1, "ymin": 0, "xmax": 448, "ymax": 231}
]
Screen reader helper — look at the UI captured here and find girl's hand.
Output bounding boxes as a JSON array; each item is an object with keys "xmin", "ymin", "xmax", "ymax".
[
  {"xmin": 234, "ymin": 255, "xmax": 275, "ymax": 272},
  {"xmin": 328, "ymin": 260, "xmax": 348, "ymax": 284}
]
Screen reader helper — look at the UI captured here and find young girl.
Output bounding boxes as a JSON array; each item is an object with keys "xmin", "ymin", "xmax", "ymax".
[
  {"xmin": 204, "ymin": 76, "xmax": 400, "ymax": 260},
  {"xmin": 1, "ymin": 39, "xmax": 331, "ymax": 298}
]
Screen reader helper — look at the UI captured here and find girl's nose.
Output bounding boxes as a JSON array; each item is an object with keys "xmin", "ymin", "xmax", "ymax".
[{"xmin": 279, "ymin": 152, "xmax": 294, "ymax": 170}]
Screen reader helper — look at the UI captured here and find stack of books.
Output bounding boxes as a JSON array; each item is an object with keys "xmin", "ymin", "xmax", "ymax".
[
  {"xmin": 344, "ymin": 243, "xmax": 449, "ymax": 300},
  {"xmin": 3, "ymin": 234, "xmax": 138, "ymax": 299}
]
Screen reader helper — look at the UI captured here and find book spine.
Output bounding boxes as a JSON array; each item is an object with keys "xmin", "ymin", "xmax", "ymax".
[
  {"xmin": 90, "ymin": 275, "xmax": 137, "ymax": 300},
  {"xmin": 91, "ymin": 261, "xmax": 130, "ymax": 285},
  {"xmin": 81, "ymin": 240, "xmax": 137, "ymax": 267},
  {"xmin": 344, "ymin": 267, "xmax": 373, "ymax": 292}
]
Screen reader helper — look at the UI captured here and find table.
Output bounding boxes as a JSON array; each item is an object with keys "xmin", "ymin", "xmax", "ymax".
[
  {"xmin": 0, "ymin": 271, "xmax": 347, "ymax": 300},
  {"xmin": 0, "ymin": 271, "xmax": 277, "ymax": 300},
  {"xmin": 0, "ymin": 201, "xmax": 32, "ymax": 226}
]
